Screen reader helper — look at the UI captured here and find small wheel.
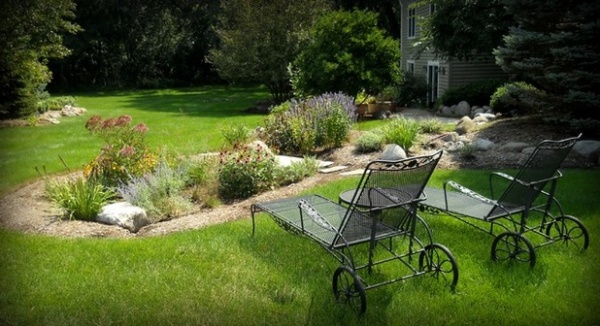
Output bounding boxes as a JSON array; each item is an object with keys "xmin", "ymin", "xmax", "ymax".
[
  {"xmin": 491, "ymin": 232, "xmax": 536, "ymax": 268},
  {"xmin": 545, "ymin": 215, "xmax": 589, "ymax": 251},
  {"xmin": 418, "ymin": 243, "xmax": 459, "ymax": 291},
  {"xmin": 332, "ymin": 266, "xmax": 367, "ymax": 314}
]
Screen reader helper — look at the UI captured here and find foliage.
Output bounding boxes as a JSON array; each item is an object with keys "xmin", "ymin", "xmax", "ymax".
[
  {"xmin": 274, "ymin": 156, "xmax": 320, "ymax": 186},
  {"xmin": 0, "ymin": 0, "xmax": 80, "ymax": 119},
  {"xmin": 382, "ymin": 117, "xmax": 421, "ymax": 151},
  {"xmin": 418, "ymin": 119, "xmax": 445, "ymax": 134},
  {"xmin": 417, "ymin": 0, "xmax": 512, "ymax": 61},
  {"xmin": 117, "ymin": 161, "xmax": 192, "ymax": 221},
  {"xmin": 440, "ymin": 79, "xmax": 506, "ymax": 106},
  {"xmin": 37, "ymin": 96, "xmax": 77, "ymax": 112},
  {"xmin": 262, "ymin": 93, "xmax": 356, "ymax": 155},
  {"xmin": 218, "ymin": 144, "xmax": 277, "ymax": 201},
  {"xmin": 84, "ymin": 115, "xmax": 156, "ymax": 187},
  {"xmin": 394, "ymin": 74, "xmax": 429, "ymax": 107},
  {"xmin": 490, "ymin": 82, "xmax": 547, "ymax": 115},
  {"xmin": 49, "ymin": 1, "xmax": 221, "ymax": 90},
  {"xmin": 494, "ymin": 0, "xmax": 600, "ymax": 118},
  {"xmin": 209, "ymin": 0, "xmax": 331, "ymax": 103},
  {"xmin": 220, "ymin": 124, "xmax": 252, "ymax": 148},
  {"xmin": 355, "ymin": 131, "xmax": 384, "ymax": 153},
  {"xmin": 45, "ymin": 177, "xmax": 115, "ymax": 221},
  {"xmin": 292, "ymin": 9, "xmax": 401, "ymax": 99}
]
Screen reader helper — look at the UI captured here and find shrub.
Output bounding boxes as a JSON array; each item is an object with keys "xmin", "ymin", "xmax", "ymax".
[
  {"xmin": 440, "ymin": 79, "xmax": 505, "ymax": 106},
  {"xmin": 220, "ymin": 124, "xmax": 252, "ymax": 148},
  {"xmin": 37, "ymin": 96, "xmax": 77, "ymax": 112},
  {"xmin": 274, "ymin": 156, "xmax": 320, "ymax": 186},
  {"xmin": 84, "ymin": 115, "xmax": 156, "ymax": 187},
  {"xmin": 45, "ymin": 177, "xmax": 116, "ymax": 221},
  {"xmin": 356, "ymin": 131, "xmax": 384, "ymax": 153},
  {"xmin": 394, "ymin": 74, "xmax": 429, "ymax": 107},
  {"xmin": 117, "ymin": 161, "xmax": 192, "ymax": 221},
  {"xmin": 418, "ymin": 119, "xmax": 445, "ymax": 134},
  {"xmin": 218, "ymin": 144, "xmax": 277, "ymax": 200},
  {"xmin": 490, "ymin": 81, "xmax": 547, "ymax": 115},
  {"xmin": 382, "ymin": 118, "xmax": 421, "ymax": 151},
  {"xmin": 262, "ymin": 92, "xmax": 356, "ymax": 155}
]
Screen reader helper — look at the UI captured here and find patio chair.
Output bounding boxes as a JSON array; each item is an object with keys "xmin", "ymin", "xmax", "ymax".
[
  {"xmin": 420, "ymin": 134, "xmax": 589, "ymax": 268},
  {"xmin": 250, "ymin": 150, "xmax": 457, "ymax": 314}
]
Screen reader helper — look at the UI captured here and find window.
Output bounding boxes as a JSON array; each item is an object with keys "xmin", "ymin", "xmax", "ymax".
[
  {"xmin": 407, "ymin": 61, "xmax": 415, "ymax": 75},
  {"xmin": 408, "ymin": 7, "xmax": 416, "ymax": 38},
  {"xmin": 430, "ymin": 4, "xmax": 436, "ymax": 14}
]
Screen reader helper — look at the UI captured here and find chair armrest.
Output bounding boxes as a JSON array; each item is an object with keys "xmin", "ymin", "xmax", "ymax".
[{"xmin": 444, "ymin": 180, "xmax": 498, "ymax": 206}]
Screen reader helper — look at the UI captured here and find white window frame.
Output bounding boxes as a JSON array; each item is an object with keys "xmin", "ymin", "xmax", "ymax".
[{"xmin": 408, "ymin": 7, "xmax": 416, "ymax": 39}]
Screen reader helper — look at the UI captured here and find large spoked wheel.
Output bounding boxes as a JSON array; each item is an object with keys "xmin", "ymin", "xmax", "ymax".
[
  {"xmin": 491, "ymin": 232, "xmax": 536, "ymax": 268},
  {"xmin": 332, "ymin": 266, "xmax": 367, "ymax": 314},
  {"xmin": 418, "ymin": 243, "xmax": 459, "ymax": 291},
  {"xmin": 545, "ymin": 215, "xmax": 589, "ymax": 251}
]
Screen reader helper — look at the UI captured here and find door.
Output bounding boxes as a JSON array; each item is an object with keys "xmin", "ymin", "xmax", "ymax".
[{"xmin": 427, "ymin": 63, "xmax": 439, "ymax": 107}]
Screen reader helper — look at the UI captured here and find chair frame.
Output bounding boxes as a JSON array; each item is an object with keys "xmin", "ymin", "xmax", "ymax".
[
  {"xmin": 419, "ymin": 135, "xmax": 589, "ymax": 268},
  {"xmin": 250, "ymin": 151, "xmax": 458, "ymax": 314}
]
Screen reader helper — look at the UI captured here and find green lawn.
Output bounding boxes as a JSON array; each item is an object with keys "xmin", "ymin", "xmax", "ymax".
[
  {"xmin": 0, "ymin": 85, "xmax": 269, "ymax": 195},
  {"xmin": 1, "ymin": 169, "xmax": 598, "ymax": 325},
  {"xmin": 0, "ymin": 86, "xmax": 599, "ymax": 325}
]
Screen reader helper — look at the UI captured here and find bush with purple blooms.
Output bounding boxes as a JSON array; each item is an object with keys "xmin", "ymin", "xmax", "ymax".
[{"xmin": 262, "ymin": 92, "xmax": 356, "ymax": 155}]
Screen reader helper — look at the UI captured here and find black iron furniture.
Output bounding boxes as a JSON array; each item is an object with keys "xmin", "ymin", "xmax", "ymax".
[
  {"xmin": 250, "ymin": 151, "xmax": 458, "ymax": 314},
  {"xmin": 419, "ymin": 135, "xmax": 588, "ymax": 268}
]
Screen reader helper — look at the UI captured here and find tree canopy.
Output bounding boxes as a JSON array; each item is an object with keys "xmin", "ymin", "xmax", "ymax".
[
  {"xmin": 208, "ymin": 0, "xmax": 331, "ymax": 103},
  {"xmin": 292, "ymin": 9, "xmax": 401, "ymax": 99},
  {"xmin": 494, "ymin": 0, "xmax": 600, "ymax": 118},
  {"xmin": 0, "ymin": 0, "xmax": 79, "ymax": 118}
]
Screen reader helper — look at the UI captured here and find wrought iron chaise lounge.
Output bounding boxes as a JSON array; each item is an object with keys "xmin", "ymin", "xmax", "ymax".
[
  {"xmin": 419, "ymin": 135, "xmax": 589, "ymax": 268},
  {"xmin": 250, "ymin": 151, "xmax": 458, "ymax": 314}
]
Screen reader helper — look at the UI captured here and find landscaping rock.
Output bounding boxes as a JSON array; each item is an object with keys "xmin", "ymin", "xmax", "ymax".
[
  {"xmin": 455, "ymin": 116, "xmax": 476, "ymax": 135},
  {"xmin": 455, "ymin": 101, "xmax": 471, "ymax": 117},
  {"xmin": 247, "ymin": 140, "xmax": 274, "ymax": 156},
  {"xmin": 96, "ymin": 202, "xmax": 151, "ymax": 233},
  {"xmin": 379, "ymin": 144, "xmax": 407, "ymax": 160},
  {"xmin": 440, "ymin": 106, "xmax": 453, "ymax": 116},
  {"xmin": 472, "ymin": 138, "xmax": 495, "ymax": 151},
  {"xmin": 497, "ymin": 142, "xmax": 531, "ymax": 153},
  {"xmin": 572, "ymin": 140, "xmax": 600, "ymax": 157},
  {"xmin": 61, "ymin": 105, "xmax": 87, "ymax": 117}
]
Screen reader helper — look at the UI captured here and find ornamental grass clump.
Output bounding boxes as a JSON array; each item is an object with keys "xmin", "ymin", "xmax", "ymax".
[
  {"xmin": 382, "ymin": 117, "xmax": 422, "ymax": 152},
  {"xmin": 84, "ymin": 115, "xmax": 156, "ymax": 187},
  {"xmin": 45, "ymin": 177, "xmax": 116, "ymax": 221}
]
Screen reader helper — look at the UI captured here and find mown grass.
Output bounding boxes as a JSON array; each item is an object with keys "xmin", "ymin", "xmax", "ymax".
[
  {"xmin": 1, "ymin": 169, "xmax": 598, "ymax": 325},
  {"xmin": 0, "ymin": 86, "xmax": 269, "ymax": 195}
]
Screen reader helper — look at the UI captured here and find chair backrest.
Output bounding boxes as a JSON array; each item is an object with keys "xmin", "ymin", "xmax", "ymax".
[
  {"xmin": 337, "ymin": 151, "xmax": 442, "ymax": 241},
  {"xmin": 490, "ymin": 134, "xmax": 581, "ymax": 216}
]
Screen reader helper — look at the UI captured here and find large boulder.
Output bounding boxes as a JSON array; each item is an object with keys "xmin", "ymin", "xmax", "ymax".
[
  {"xmin": 379, "ymin": 144, "xmax": 407, "ymax": 160},
  {"xmin": 572, "ymin": 140, "xmax": 600, "ymax": 164},
  {"xmin": 472, "ymin": 138, "xmax": 495, "ymax": 151},
  {"xmin": 455, "ymin": 116, "xmax": 476, "ymax": 135},
  {"xmin": 96, "ymin": 202, "xmax": 151, "ymax": 233},
  {"xmin": 455, "ymin": 101, "xmax": 471, "ymax": 117}
]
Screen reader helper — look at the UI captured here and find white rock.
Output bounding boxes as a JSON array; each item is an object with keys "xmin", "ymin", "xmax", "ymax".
[
  {"xmin": 96, "ymin": 202, "xmax": 151, "ymax": 233},
  {"xmin": 497, "ymin": 142, "xmax": 531, "ymax": 153},
  {"xmin": 379, "ymin": 144, "xmax": 407, "ymax": 160}
]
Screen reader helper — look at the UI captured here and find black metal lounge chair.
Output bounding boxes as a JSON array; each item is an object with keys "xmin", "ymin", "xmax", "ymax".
[
  {"xmin": 419, "ymin": 134, "xmax": 588, "ymax": 268},
  {"xmin": 251, "ymin": 151, "xmax": 458, "ymax": 314}
]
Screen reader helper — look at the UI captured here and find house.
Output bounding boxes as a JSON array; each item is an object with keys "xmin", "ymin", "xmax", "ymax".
[{"xmin": 398, "ymin": 0, "xmax": 507, "ymax": 106}]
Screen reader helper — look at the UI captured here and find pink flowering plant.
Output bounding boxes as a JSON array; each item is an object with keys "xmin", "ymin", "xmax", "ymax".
[
  {"xmin": 84, "ymin": 115, "xmax": 156, "ymax": 187},
  {"xmin": 218, "ymin": 144, "xmax": 276, "ymax": 200}
]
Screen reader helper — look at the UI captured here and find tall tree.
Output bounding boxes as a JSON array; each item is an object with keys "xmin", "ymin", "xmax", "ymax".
[
  {"xmin": 0, "ymin": 0, "xmax": 79, "ymax": 118},
  {"xmin": 292, "ymin": 10, "xmax": 401, "ymax": 98},
  {"xmin": 333, "ymin": 0, "xmax": 401, "ymax": 40},
  {"xmin": 494, "ymin": 0, "xmax": 600, "ymax": 118},
  {"xmin": 418, "ymin": 0, "xmax": 512, "ymax": 60},
  {"xmin": 208, "ymin": 0, "xmax": 331, "ymax": 103}
]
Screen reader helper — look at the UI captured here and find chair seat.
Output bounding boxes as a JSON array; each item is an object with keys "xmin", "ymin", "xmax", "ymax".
[{"xmin": 422, "ymin": 187, "xmax": 524, "ymax": 221}]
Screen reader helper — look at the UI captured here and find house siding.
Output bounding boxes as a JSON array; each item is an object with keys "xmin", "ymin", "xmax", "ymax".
[{"xmin": 399, "ymin": 0, "xmax": 506, "ymax": 100}]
